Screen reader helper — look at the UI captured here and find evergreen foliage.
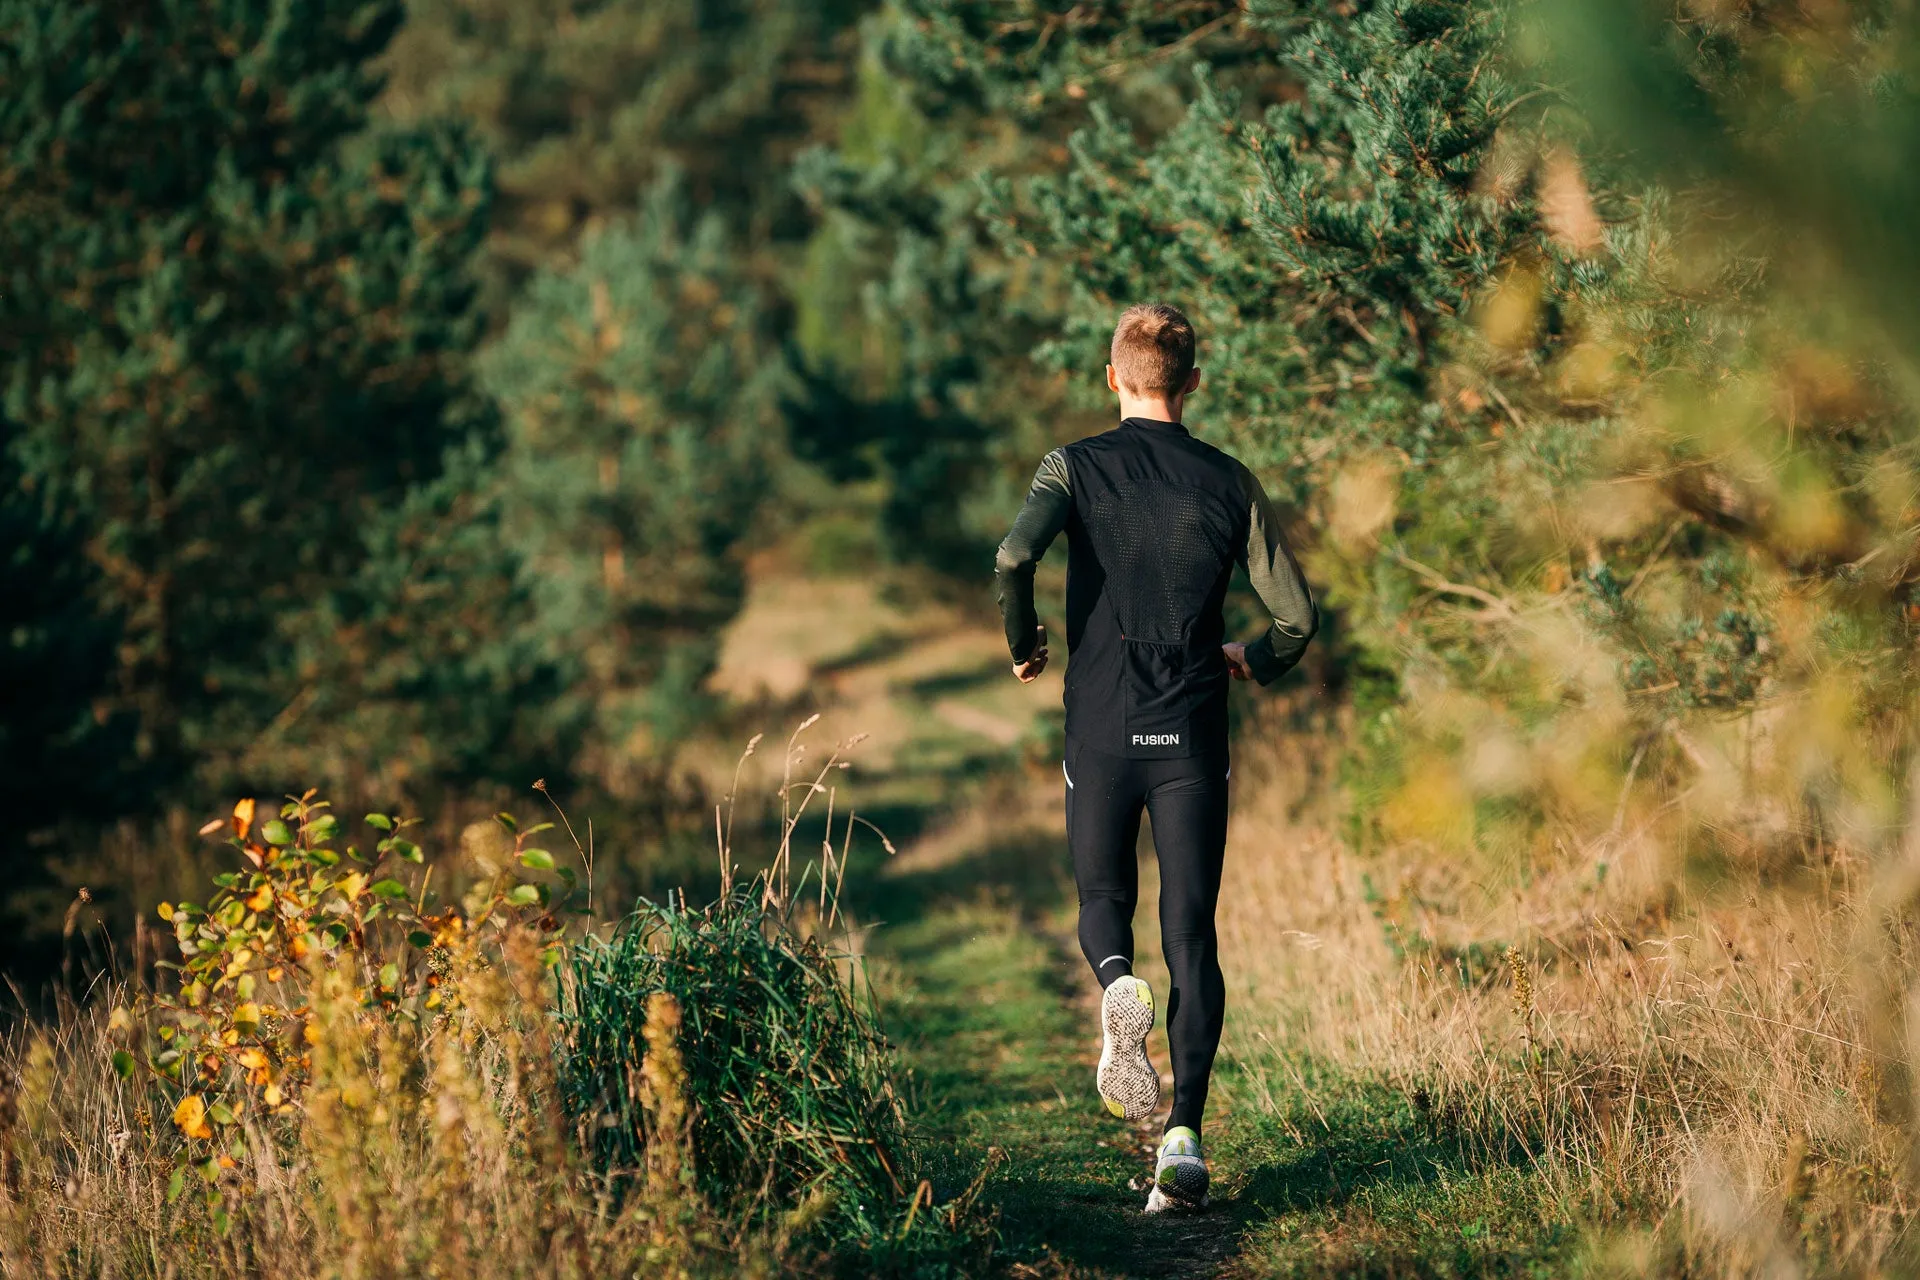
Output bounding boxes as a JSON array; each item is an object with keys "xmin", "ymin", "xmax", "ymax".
[
  {"xmin": 481, "ymin": 186, "xmax": 777, "ymax": 761},
  {"xmin": 863, "ymin": 0, "xmax": 1920, "ymax": 865},
  {"xmin": 0, "ymin": 0, "xmax": 499, "ymax": 798}
]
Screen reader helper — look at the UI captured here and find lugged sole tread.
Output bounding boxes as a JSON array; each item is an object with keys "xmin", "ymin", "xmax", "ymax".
[{"xmin": 1095, "ymin": 977, "xmax": 1160, "ymax": 1122}]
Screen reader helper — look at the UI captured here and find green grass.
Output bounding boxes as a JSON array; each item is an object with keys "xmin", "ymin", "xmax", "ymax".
[{"xmin": 858, "ymin": 878, "xmax": 1584, "ymax": 1277}]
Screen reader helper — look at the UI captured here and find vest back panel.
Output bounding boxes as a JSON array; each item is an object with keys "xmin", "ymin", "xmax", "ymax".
[{"xmin": 1061, "ymin": 420, "xmax": 1248, "ymax": 759}]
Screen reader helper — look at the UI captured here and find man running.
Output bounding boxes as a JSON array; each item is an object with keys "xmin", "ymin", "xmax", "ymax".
[{"xmin": 994, "ymin": 303, "xmax": 1317, "ymax": 1213}]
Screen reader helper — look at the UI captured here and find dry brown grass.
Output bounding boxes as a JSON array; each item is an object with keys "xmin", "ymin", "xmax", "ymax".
[
  {"xmin": 1209, "ymin": 698, "xmax": 1920, "ymax": 1274},
  {"xmin": 0, "ymin": 936, "xmax": 763, "ymax": 1279}
]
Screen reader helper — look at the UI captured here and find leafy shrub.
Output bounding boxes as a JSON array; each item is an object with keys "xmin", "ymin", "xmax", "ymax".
[{"xmin": 117, "ymin": 793, "xmax": 564, "ymax": 1207}]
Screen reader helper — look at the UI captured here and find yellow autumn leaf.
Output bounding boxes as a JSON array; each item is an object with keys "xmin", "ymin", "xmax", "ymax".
[
  {"xmin": 235, "ymin": 1048, "xmax": 268, "ymax": 1071},
  {"xmin": 263, "ymin": 1082, "xmax": 284, "ymax": 1107},
  {"xmin": 288, "ymin": 934, "xmax": 311, "ymax": 960},
  {"xmin": 234, "ymin": 1002, "xmax": 261, "ymax": 1027},
  {"xmin": 232, "ymin": 797, "xmax": 256, "ymax": 841},
  {"xmin": 244, "ymin": 884, "xmax": 272, "ymax": 913},
  {"xmin": 339, "ymin": 871, "xmax": 367, "ymax": 901},
  {"xmin": 173, "ymin": 1094, "xmax": 213, "ymax": 1140}
]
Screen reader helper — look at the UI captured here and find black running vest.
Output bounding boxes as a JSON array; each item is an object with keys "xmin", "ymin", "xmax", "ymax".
[{"xmin": 1058, "ymin": 419, "xmax": 1248, "ymax": 759}]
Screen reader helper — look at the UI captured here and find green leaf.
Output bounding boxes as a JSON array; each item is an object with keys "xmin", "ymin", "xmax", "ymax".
[
  {"xmin": 378, "ymin": 962, "xmax": 399, "ymax": 990},
  {"xmin": 507, "ymin": 884, "xmax": 541, "ymax": 907},
  {"xmin": 523, "ymin": 822, "xmax": 556, "ymax": 837},
  {"xmin": 308, "ymin": 815, "xmax": 339, "ymax": 843},
  {"xmin": 365, "ymin": 813, "xmax": 393, "ymax": 831},
  {"xmin": 407, "ymin": 930, "xmax": 434, "ymax": 949},
  {"xmin": 369, "ymin": 879, "xmax": 410, "ymax": 899},
  {"xmin": 166, "ymin": 1166, "xmax": 186, "ymax": 1203},
  {"xmin": 235, "ymin": 974, "xmax": 255, "ymax": 1001},
  {"xmin": 111, "ymin": 1050, "xmax": 135, "ymax": 1079},
  {"xmin": 208, "ymin": 1102, "xmax": 236, "ymax": 1126},
  {"xmin": 556, "ymin": 866, "xmax": 577, "ymax": 888},
  {"xmin": 493, "ymin": 812, "xmax": 517, "ymax": 833},
  {"xmin": 391, "ymin": 839, "xmax": 422, "ymax": 863},
  {"xmin": 212, "ymin": 872, "xmax": 238, "ymax": 888},
  {"xmin": 312, "ymin": 848, "xmax": 341, "ymax": 866},
  {"xmin": 262, "ymin": 819, "xmax": 293, "ymax": 847},
  {"xmin": 518, "ymin": 848, "xmax": 555, "ymax": 870}
]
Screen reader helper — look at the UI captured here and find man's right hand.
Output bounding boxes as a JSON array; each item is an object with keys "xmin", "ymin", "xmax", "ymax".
[{"xmin": 1013, "ymin": 625, "xmax": 1049, "ymax": 683}]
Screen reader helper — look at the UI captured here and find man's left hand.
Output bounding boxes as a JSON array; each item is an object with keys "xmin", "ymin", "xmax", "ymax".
[{"xmin": 1222, "ymin": 642, "xmax": 1253, "ymax": 681}]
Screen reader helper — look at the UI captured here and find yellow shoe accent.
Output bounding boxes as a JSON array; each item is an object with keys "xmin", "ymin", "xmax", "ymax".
[
  {"xmin": 1133, "ymin": 979, "xmax": 1152, "ymax": 1011},
  {"xmin": 1106, "ymin": 1096, "xmax": 1125, "ymax": 1118}
]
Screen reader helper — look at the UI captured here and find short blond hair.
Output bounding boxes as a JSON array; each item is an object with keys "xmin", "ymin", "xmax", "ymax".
[{"xmin": 1109, "ymin": 303, "xmax": 1196, "ymax": 396}]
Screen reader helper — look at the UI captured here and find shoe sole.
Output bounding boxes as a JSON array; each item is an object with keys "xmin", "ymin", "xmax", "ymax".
[
  {"xmin": 1144, "ymin": 1183, "xmax": 1211, "ymax": 1214},
  {"xmin": 1096, "ymin": 977, "xmax": 1159, "ymax": 1121},
  {"xmin": 1154, "ymin": 1155, "xmax": 1210, "ymax": 1209}
]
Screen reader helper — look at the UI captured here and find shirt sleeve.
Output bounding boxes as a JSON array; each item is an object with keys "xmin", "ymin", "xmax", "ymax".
[
  {"xmin": 1236, "ymin": 463, "xmax": 1318, "ymax": 685},
  {"xmin": 994, "ymin": 449, "xmax": 1072, "ymax": 663}
]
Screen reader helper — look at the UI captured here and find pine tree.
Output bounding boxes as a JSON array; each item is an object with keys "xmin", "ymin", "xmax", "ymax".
[
  {"xmin": 786, "ymin": 5, "xmax": 1285, "ymax": 570},
  {"xmin": 480, "ymin": 183, "xmax": 777, "ymax": 774},
  {"xmin": 0, "ymin": 0, "xmax": 495, "ymax": 792}
]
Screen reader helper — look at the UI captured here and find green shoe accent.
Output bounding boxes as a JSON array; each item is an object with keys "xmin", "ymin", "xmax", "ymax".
[{"xmin": 1159, "ymin": 1125, "xmax": 1201, "ymax": 1157}]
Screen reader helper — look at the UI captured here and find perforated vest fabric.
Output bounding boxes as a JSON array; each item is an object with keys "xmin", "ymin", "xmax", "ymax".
[{"xmin": 1061, "ymin": 419, "xmax": 1247, "ymax": 759}]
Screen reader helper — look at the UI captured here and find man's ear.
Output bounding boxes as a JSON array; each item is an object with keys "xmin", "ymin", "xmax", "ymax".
[
  {"xmin": 1106, "ymin": 364, "xmax": 1121, "ymax": 393},
  {"xmin": 1185, "ymin": 367, "xmax": 1203, "ymax": 395}
]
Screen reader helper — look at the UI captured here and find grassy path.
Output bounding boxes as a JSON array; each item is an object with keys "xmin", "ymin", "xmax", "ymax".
[
  {"xmin": 707, "ymin": 569, "xmax": 1579, "ymax": 1276},
  {"xmin": 852, "ymin": 772, "xmax": 1577, "ymax": 1279}
]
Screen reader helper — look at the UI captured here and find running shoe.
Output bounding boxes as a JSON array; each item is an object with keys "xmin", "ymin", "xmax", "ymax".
[
  {"xmin": 1143, "ymin": 1125, "xmax": 1209, "ymax": 1212},
  {"xmin": 1096, "ymin": 975, "xmax": 1159, "ymax": 1121}
]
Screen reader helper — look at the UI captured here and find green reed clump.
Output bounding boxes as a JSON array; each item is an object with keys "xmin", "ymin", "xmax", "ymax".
[{"xmin": 558, "ymin": 886, "xmax": 908, "ymax": 1230}]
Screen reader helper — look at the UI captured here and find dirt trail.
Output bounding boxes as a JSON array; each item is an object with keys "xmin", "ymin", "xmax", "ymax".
[{"xmin": 870, "ymin": 765, "xmax": 1256, "ymax": 1278}]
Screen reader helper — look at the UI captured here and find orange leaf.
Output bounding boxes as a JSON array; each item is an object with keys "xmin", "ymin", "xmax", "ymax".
[
  {"xmin": 232, "ymin": 798, "xmax": 256, "ymax": 841},
  {"xmin": 241, "ymin": 844, "xmax": 264, "ymax": 869},
  {"xmin": 173, "ymin": 1094, "xmax": 213, "ymax": 1140},
  {"xmin": 244, "ymin": 885, "xmax": 272, "ymax": 913}
]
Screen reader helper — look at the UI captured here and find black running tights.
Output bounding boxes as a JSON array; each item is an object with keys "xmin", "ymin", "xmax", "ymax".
[{"xmin": 1064, "ymin": 736, "xmax": 1228, "ymax": 1134}]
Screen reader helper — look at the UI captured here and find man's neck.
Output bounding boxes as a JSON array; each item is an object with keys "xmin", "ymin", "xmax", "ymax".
[{"xmin": 1117, "ymin": 393, "xmax": 1186, "ymax": 423}]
